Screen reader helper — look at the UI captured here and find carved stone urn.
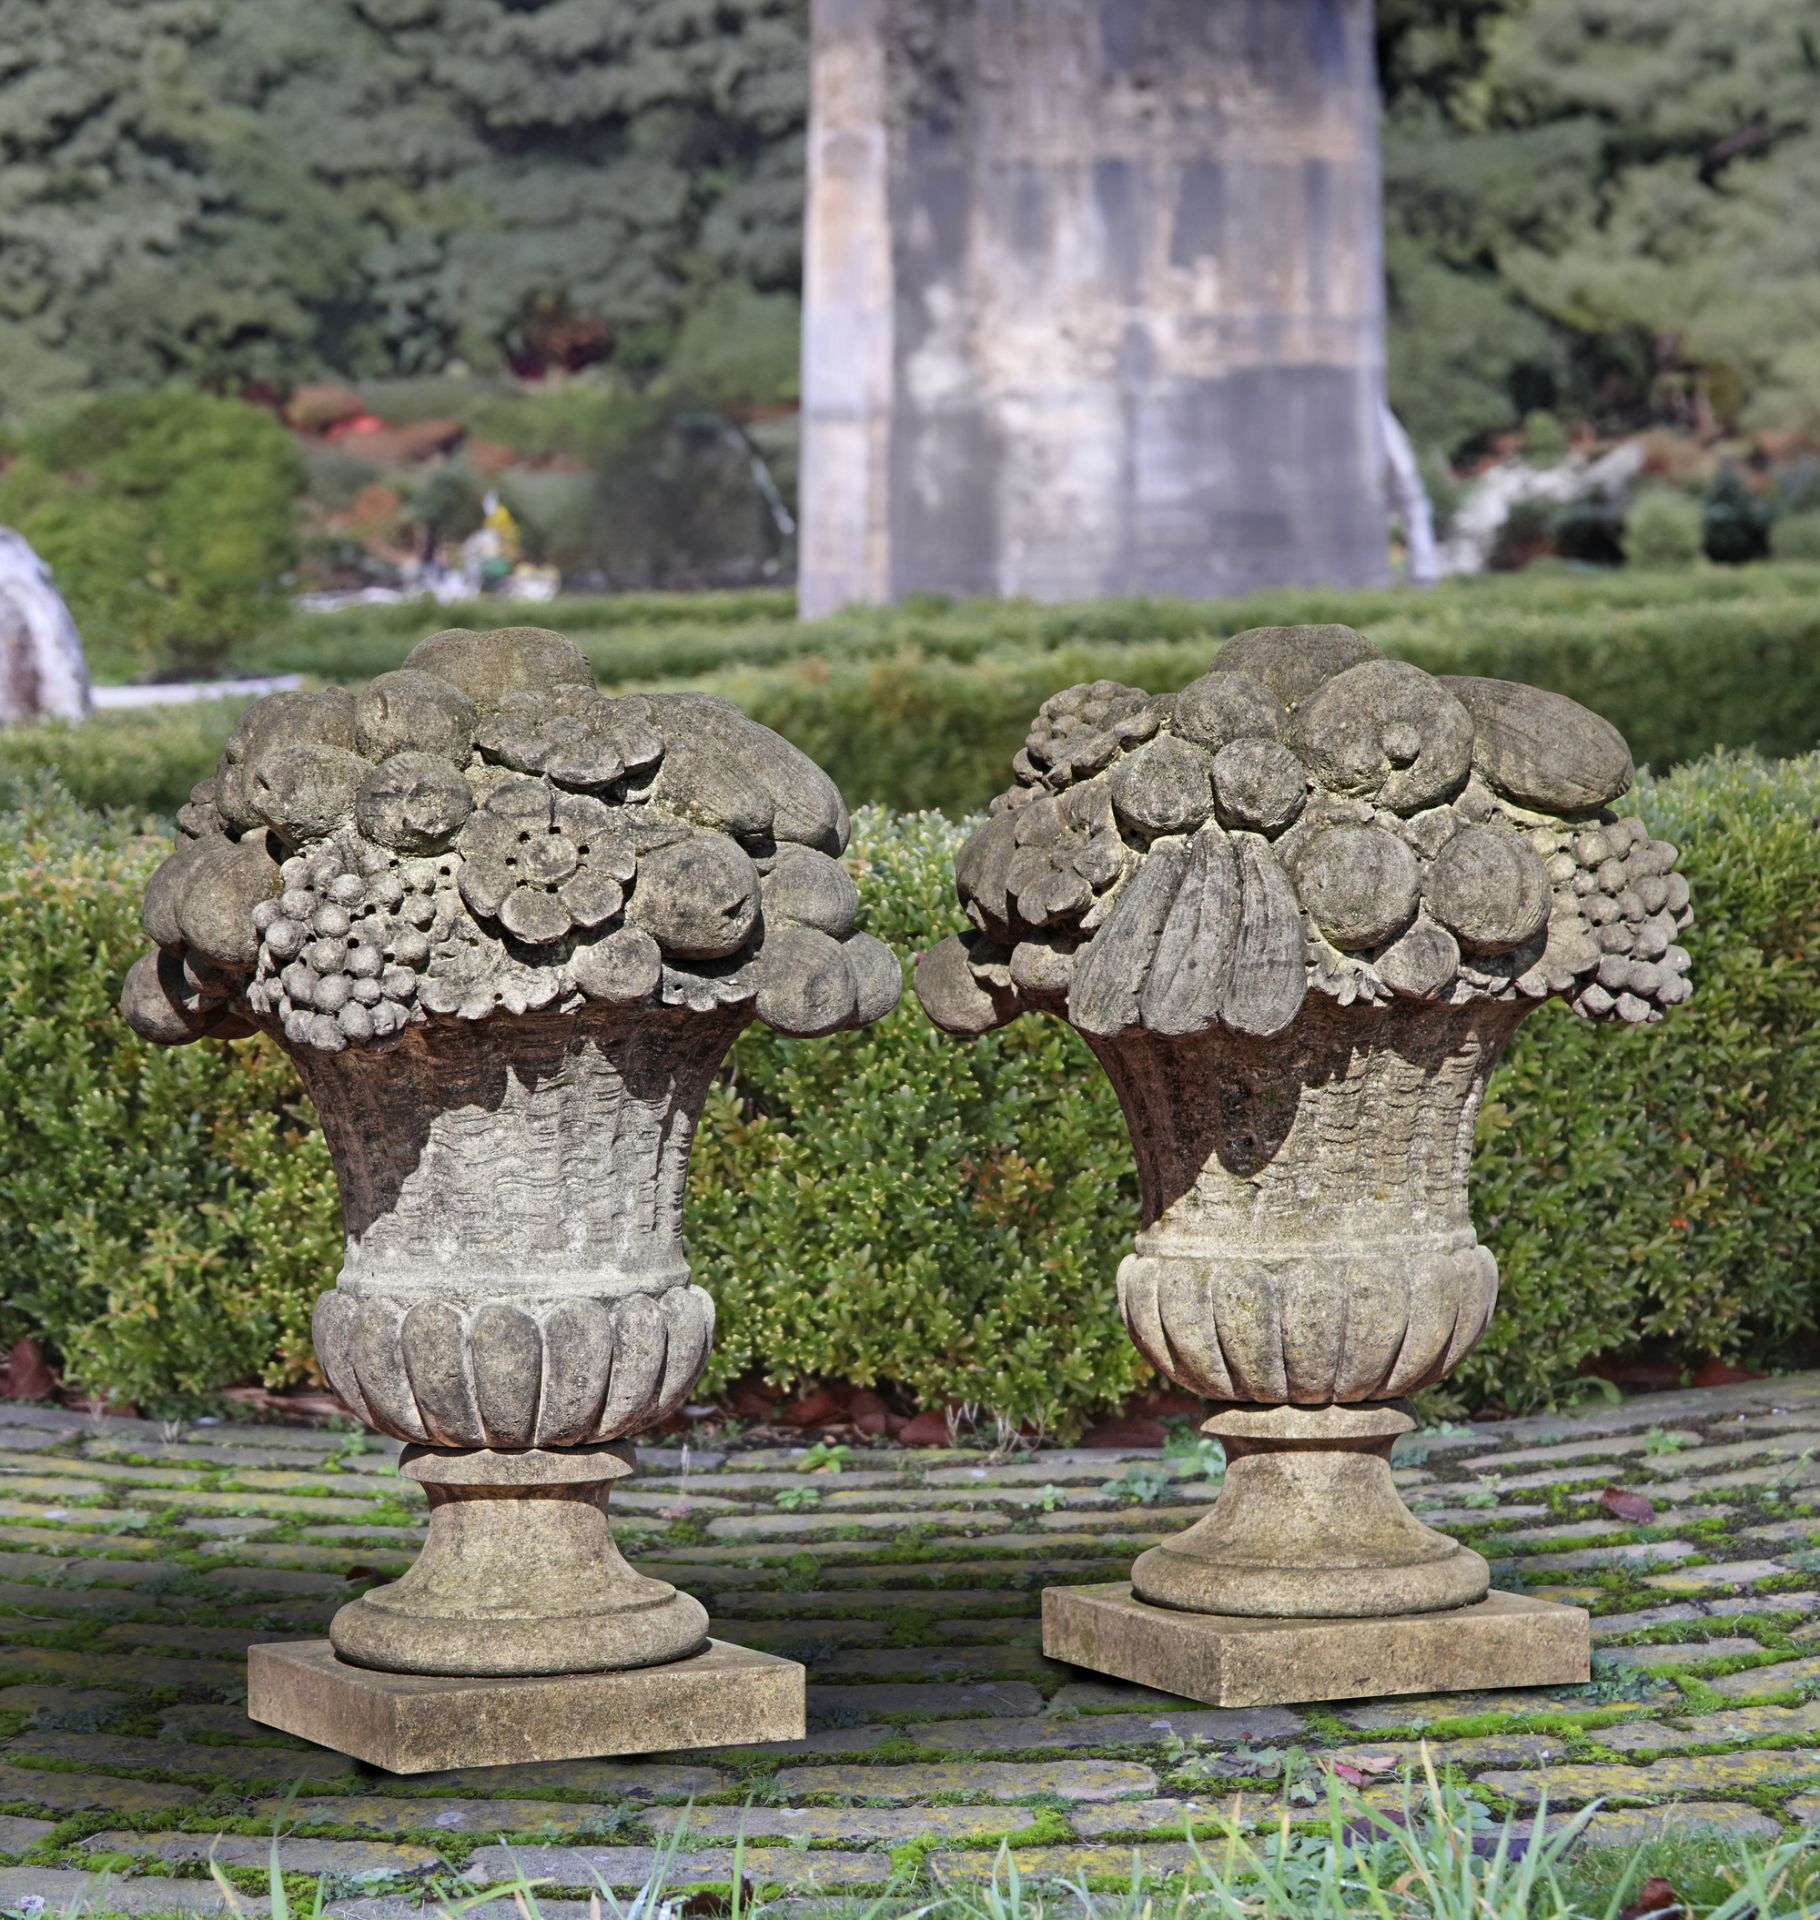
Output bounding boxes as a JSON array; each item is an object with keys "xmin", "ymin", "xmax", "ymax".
[
  {"xmin": 122, "ymin": 625, "xmax": 899, "ymax": 1759},
  {"xmin": 916, "ymin": 625, "xmax": 1691, "ymax": 1699}
]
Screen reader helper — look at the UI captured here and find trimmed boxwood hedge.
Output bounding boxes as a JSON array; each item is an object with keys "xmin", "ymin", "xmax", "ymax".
[
  {"xmin": 11, "ymin": 565, "xmax": 1820, "ymax": 820},
  {"xmin": 2, "ymin": 749, "xmax": 1815, "ymax": 1428}
]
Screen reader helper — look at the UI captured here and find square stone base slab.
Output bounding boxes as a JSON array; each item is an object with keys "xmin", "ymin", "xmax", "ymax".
[
  {"xmin": 248, "ymin": 1638, "xmax": 805, "ymax": 1775},
  {"xmin": 1043, "ymin": 1584, "xmax": 1590, "ymax": 1709}
]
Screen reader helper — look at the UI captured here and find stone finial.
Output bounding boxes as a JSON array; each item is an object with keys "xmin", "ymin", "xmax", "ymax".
[
  {"xmin": 918, "ymin": 628, "xmax": 1691, "ymax": 1700},
  {"xmin": 917, "ymin": 626, "xmax": 1690, "ymax": 1041},
  {"xmin": 116, "ymin": 627, "xmax": 895, "ymax": 1728},
  {"xmin": 121, "ymin": 626, "xmax": 899, "ymax": 1050}
]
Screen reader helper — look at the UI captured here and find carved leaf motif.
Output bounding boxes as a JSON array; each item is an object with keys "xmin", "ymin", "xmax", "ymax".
[
  {"xmin": 1139, "ymin": 823, "xmax": 1239, "ymax": 1036},
  {"xmin": 1068, "ymin": 838, "xmax": 1191, "ymax": 1037},
  {"xmin": 1223, "ymin": 839, "xmax": 1307, "ymax": 1037}
]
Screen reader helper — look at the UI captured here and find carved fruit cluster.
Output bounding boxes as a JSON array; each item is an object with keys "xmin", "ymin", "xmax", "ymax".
[
  {"xmin": 917, "ymin": 624, "xmax": 1692, "ymax": 1041},
  {"xmin": 122, "ymin": 625, "xmax": 900, "ymax": 1051},
  {"xmin": 245, "ymin": 844, "xmax": 436, "ymax": 1048}
]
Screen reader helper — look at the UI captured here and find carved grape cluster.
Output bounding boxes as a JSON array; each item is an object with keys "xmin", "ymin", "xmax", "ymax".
[
  {"xmin": 917, "ymin": 624, "xmax": 1694, "ymax": 1042},
  {"xmin": 1010, "ymin": 680, "xmax": 1162, "ymax": 795},
  {"xmin": 245, "ymin": 845, "xmax": 434, "ymax": 1049},
  {"xmin": 1550, "ymin": 816, "xmax": 1693, "ymax": 1022},
  {"xmin": 122, "ymin": 626, "xmax": 901, "ymax": 1052}
]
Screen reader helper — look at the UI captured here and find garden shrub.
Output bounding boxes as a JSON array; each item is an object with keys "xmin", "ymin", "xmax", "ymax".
[
  {"xmin": 2, "ymin": 754, "xmax": 1816, "ymax": 1426},
  {"xmin": 39, "ymin": 568, "xmax": 1820, "ymax": 822},
  {"xmin": 1468, "ymin": 750, "xmax": 1820, "ymax": 1407},
  {"xmin": 0, "ymin": 394, "xmax": 303, "ymax": 680},
  {"xmin": 1488, "ymin": 497, "xmax": 1555, "ymax": 570},
  {"xmin": 1548, "ymin": 485, "xmax": 1626, "ymax": 566},
  {"xmin": 1520, "ymin": 410, "xmax": 1570, "ymax": 468},
  {"xmin": 1623, "ymin": 488, "xmax": 1705, "ymax": 569},
  {"xmin": 677, "ymin": 593, "xmax": 1820, "ymax": 815},
  {"xmin": 1703, "ymin": 464, "xmax": 1773, "ymax": 565},
  {"xmin": 0, "ymin": 699, "xmax": 249, "ymax": 821},
  {"xmin": 0, "ymin": 781, "xmax": 338, "ymax": 1403},
  {"xmin": 1769, "ymin": 511, "xmax": 1820, "ymax": 562}
]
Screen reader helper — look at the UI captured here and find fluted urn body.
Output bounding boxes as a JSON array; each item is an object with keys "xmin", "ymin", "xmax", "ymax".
[
  {"xmin": 918, "ymin": 623, "xmax": 1692, "ymax": 1631},
  {"xmin": 121, "ymin": 624, "xmax": 899, "ymax": 1683},
  {"xmin": 1094, "ymin": 998, "xmax": 1521, "ymax": 1616},
  {"xmin": 1102, "ymin": 999, "xmax": 1516, "ymax": 1415}
]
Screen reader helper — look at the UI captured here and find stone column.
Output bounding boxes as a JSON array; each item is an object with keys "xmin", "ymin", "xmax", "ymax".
[
  {"xmin": 916, "ymin": 624, "xmax": 1693, "ymax": 1706},
  {"xmin": 121, "ymin": 624, "xmax": 901, "ymax": 1770},
  {"xmin": 799, "ymin": 0, "xmax": 1390, "ymax": 616}
]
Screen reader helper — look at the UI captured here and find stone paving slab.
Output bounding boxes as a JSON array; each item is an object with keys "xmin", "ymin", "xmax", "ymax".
[
  {"xmin": 1579, "ymin": 1802, "xmax": 1785, "ymax": 1846},
  {"xmin": 249, "ymin": 1793, "xmax": 636, "ymax": 1834},
  {"xmin": 0, "ymin": 1871, "xmax": 262, "ymax": 1915},
  {"xmin": 648, "ymin": 1803, "xmax": 1034, "ymax": 1843},
  {"xmin": 0, "ymin": 1375, "xmax": 1815, "ymax": 1908},
  {"xmin": 465, "ymin": 1843, "xmax": 886, "ymax": 1890},
  {"xmin": 0, "ymin": 1813, "xmax": 57, "ymax": 1850},
  {"xmin": 83, "ymin": 1828, "xmax": 440, "ymax": 1873}
]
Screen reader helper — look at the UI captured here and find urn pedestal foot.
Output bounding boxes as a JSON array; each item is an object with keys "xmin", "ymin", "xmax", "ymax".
[
  {"xmin": 328, "ymin": 1443, "xmax": 708, "ymax": 1677},
  {"xmin": 1041, "ymin": 1586, "xmax": 1590, "ymax": 1709},
  {"xmin": 1132, "ymin": 1403, "xmax": 1489, "ymax": 1619},
  {"xmin": 250, "ymin": 1442, "xmax": 806, "ymax": 1770},
  {"xmin": 247, "ymin": 1638, "xmax": 805, "ymax": 1774}
]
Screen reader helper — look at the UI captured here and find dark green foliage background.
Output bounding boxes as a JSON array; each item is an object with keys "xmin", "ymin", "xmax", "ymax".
[
  {"xmin": 2, "ymin": 1, "xmax": 1814, "ymax": 455},
  {"xmin": 0, "ymin": 396, "xmax": 304, "ymax": 680},
  {"xmin": 2, "ymin": 753, "xmax": 1814, "ymax": 1427},
  {"xmin": 9, "ymin": 566, "xmax": 1819, "ymax": 821},
  {"xmin": 0, "ymin": 0, "xmax": 808, "ymax": 410}
]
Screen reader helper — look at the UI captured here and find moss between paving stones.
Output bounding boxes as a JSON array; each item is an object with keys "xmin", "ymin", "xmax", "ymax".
[{"xmin": 5, "ymin": 1384, "xmax": 1820, "ymax": 1901}]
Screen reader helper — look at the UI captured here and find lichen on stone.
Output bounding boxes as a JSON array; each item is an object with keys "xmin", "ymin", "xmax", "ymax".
[
  {"xmin": 916, "ymin": 624, "xmax": 1692, "ymax": 1041},
  {"xmin": 121, "ymin": 625, "xmax": 900, "ymax": 1052}
]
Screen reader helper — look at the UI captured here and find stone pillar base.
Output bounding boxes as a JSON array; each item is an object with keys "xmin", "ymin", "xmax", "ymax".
[
  {"xmin": 247, "ymin": 1638, "xmax": 805, "ymax": 1774},
  {"xmin": 1043, "ymin": 1584, "xmax": 1588, "ymax": 1709}
]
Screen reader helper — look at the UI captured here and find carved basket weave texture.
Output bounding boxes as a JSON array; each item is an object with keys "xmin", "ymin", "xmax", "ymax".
[
  {"xmin": 1095, "ymin": 998, "xmax": 1523, "ymax": 1405},
  {"xmin": 298, "ymin": 1007, "xmax": 740, "ymax": 1448}
]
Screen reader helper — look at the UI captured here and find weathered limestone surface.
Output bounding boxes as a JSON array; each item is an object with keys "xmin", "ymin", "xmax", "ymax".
[
  {"xmin": 116, "ymin": 628, "xmax": 898, "ymax": 1747},
  {"xmin": 799, "ymin": 0, "xmax": 1390, "ymax": 614},
  {"xmin": 248, "ymin": 1638, "xmax": 805, "ymax": 1775},
  {"xmin": 918, "ymin": 627, "xmax": 1690, "ymax": 1692},
  {"xmin": 1042, "ymin": 1585, "xmax": 1590, "ymax": 1707}
]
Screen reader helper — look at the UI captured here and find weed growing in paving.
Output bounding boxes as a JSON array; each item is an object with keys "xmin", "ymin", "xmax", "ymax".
[
  {"xmin": 800, "ymin": 1443, "xmax": 855, "ymax": 1475},
  {"xmin": 172, "ymin": 1768, "xmax": 1820, "ymax": 1919},
  {"xmin": 1099, "ymin": 1466, "xmax": 1174, "ymax": 1507}
]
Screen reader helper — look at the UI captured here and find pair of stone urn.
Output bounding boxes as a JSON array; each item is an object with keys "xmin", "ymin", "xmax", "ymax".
[{"xmin": 123, "ymin": 622, "xmax": 1688, "ymax": 1764}]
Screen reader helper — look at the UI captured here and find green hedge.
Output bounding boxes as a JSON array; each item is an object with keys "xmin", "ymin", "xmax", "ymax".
[
  {"xmin": 2, "ymin": 751, "xmax": 1816, "ymax": 1426},
  {"xmin": 0, "ymin": 700, "xmax": 252, "ymax": 822},
  {"xmin": 0, "ymin": 394, "xmax": 304, "ymax": 681},
  {"xmin": 25, "ymin": 567, "xmax": 1820, "ymax": 821}
]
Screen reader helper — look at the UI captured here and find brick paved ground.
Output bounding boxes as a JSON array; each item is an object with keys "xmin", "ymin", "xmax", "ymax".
[{"xmin": 0, "ymin": 1374, "xmax": 1817, "ymax": 1916}]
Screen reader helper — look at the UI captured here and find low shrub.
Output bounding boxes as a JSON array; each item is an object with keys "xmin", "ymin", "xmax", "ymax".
[
  {"xmin": 0, "ymin": 782, "xmax": 338, "ymax": 1403},
  {"xmin": 48, "ymin": 568, "xmax": 1820, "ymax": 821},
  {"xmin": 0, "ymin": 393, "xmax": 303, "ymax": 680},
  {"xmin": 0, "ymin": 699, "xmax": 249, "ymax": 820},
  {"xmin": 1769, "ymin": 511, "xmax": 1820, "ymax": 562},
  {"xmin": 1468, "ymin": 749, "xmax": 1820, "ymax": 1407},
  {"xmin": 1623, "ymin": 488, "xmax": 1706, "ymax": 569},
  {"xmin": 678, "ymin": 591, "xmax": 1820, "ymax": 814},
  {"xmin": 2, "ymin": 751, "xmax": 1816, "ymax": 1425}
]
